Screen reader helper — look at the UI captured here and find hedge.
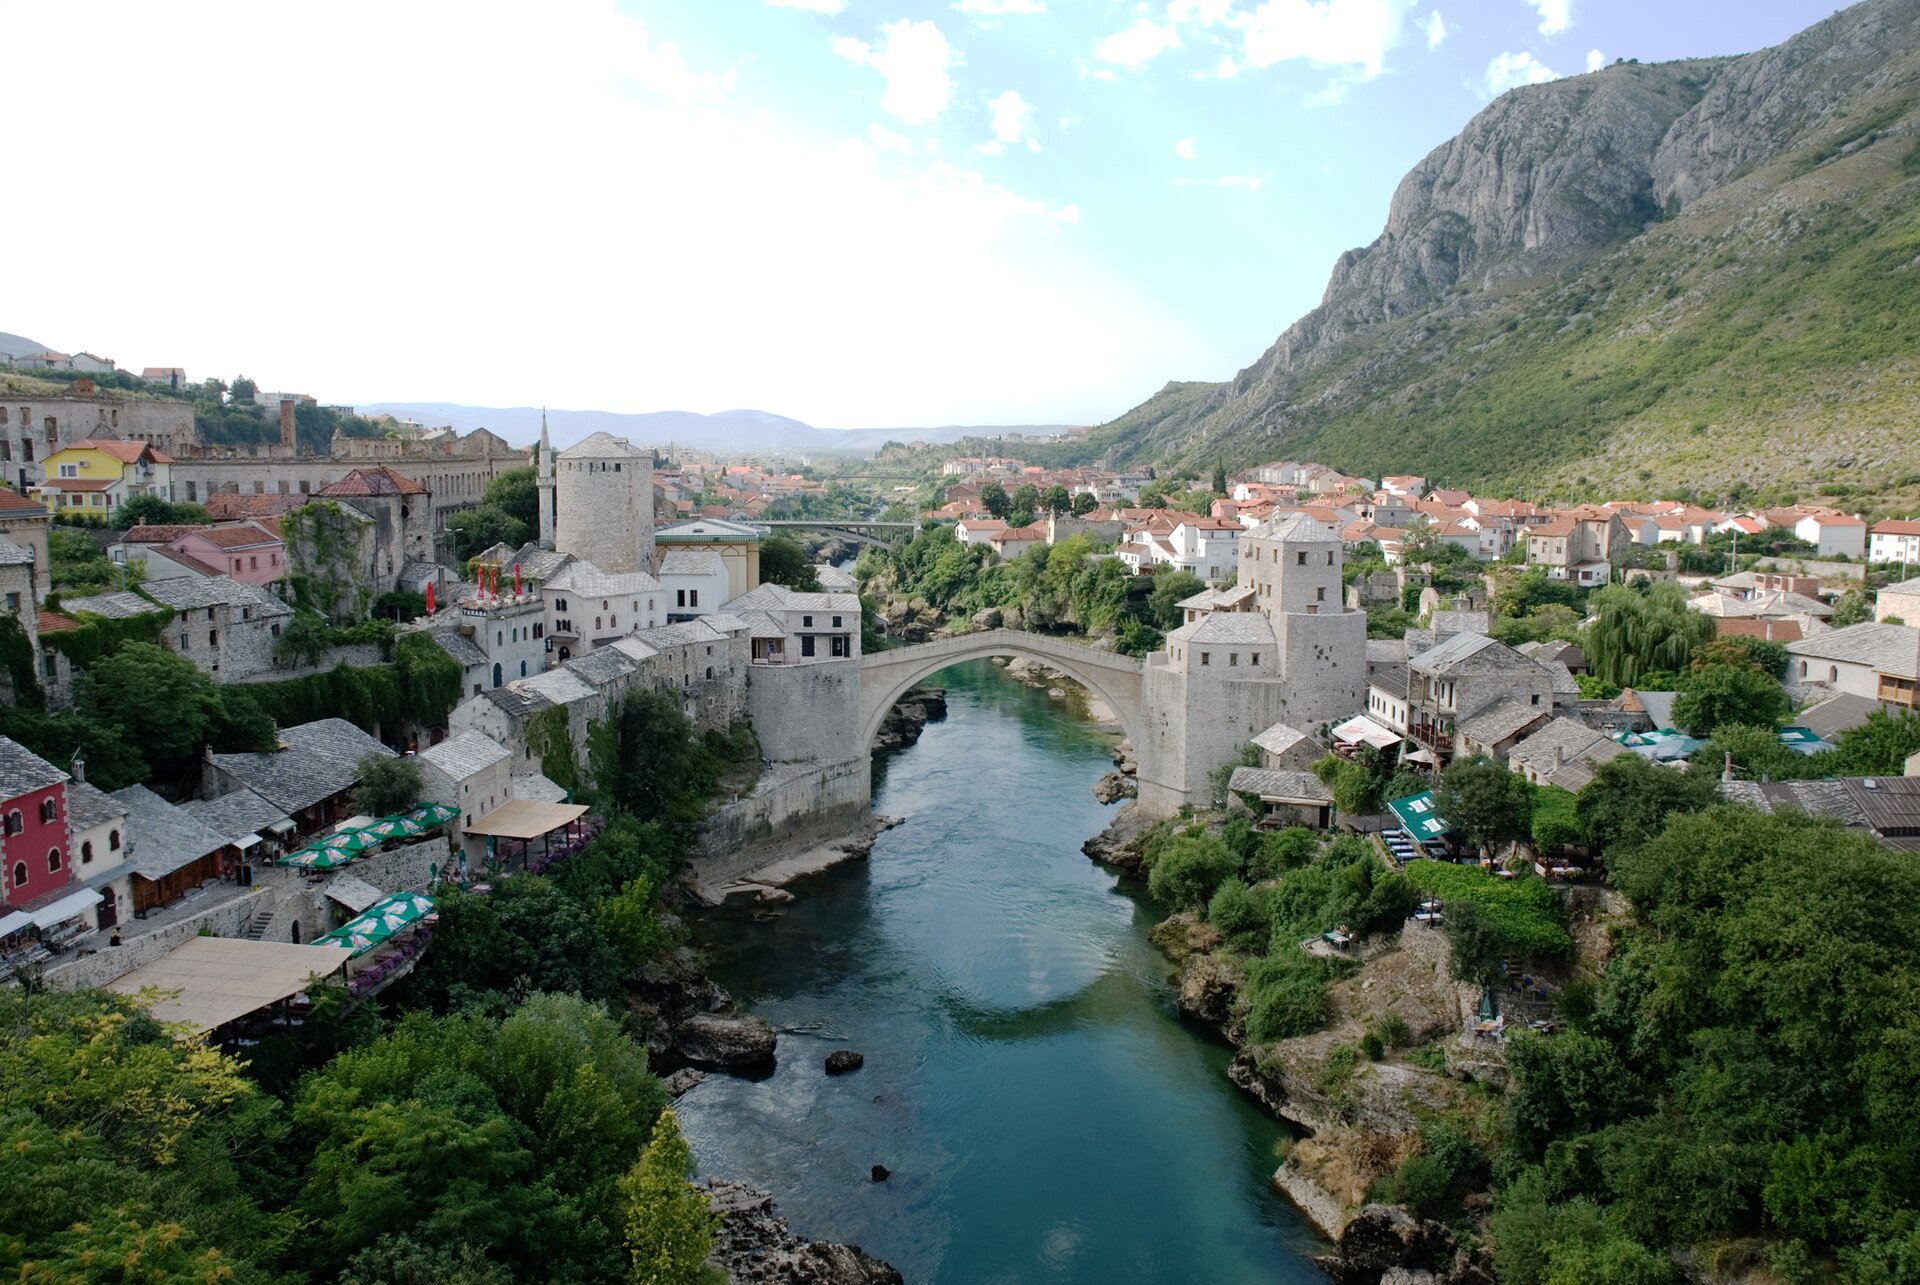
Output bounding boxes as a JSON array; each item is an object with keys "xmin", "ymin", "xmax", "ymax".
[
  {"xmin": 245, "ymin": 633, "xmax": 463, "ymax": 734},
  {"xmin": 1404, "ymin": 860, "xmax": 1572, "ymax": 957}
]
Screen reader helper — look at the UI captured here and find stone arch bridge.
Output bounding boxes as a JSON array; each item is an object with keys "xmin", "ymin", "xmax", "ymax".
[
  {"xmin": 758, "ymin": 519, "xmax": 918, "ymax": 549},
  {"xmin": 858, "ymin": 629, "xmax": 1145, "ymax": 750}
]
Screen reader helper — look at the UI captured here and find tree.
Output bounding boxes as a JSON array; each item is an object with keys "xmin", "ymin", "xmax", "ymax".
[
  {"xmin": 80, "ymin": 642, "xmax": 220, "ymax": 767},
  {"xmin": 1144, "ymin": 569, "xmax": 1205, "ymax": 630},
  {"xmin": 1010, "ymin": 483, "xmax": 1040, "ymax": 515},
  {"xmin": 111, "ymin": 494, "xmax": 210, "ymax": 530},
  {"xmin": 1147, "ymin": 832, "xmax": 1241, "ymax": 909},
  {"xmin": 620, "ymin": 1109, "xmax": 719, "ymax": 1285},
  {"xmin": 483, "ymin": 466, "xmax": 540, "ymax": 531},
  {"xmin": 979, "ymin": 482, "xmax": 1009, "ymax": 518},
  {"xmin": 595, "ymin": 690, "xmax": 707, "ymax": 826},
  {"xmin": 595, "ymin": 877, "xmax": 668, "ymax": 969},
  {"xmin": 1830, "ymin": 585, "xmax": 1874, "ymax": 628},
  {"xmin": 1574, "ymin": 754, "xmax": 1719, "ymax": 857},
  {"xmin": 1436, "ymin": 756, "xmax": 1534, "ymax": 853},
  {"xmin": 1690, "ymin": 636, "xmax": 1788, "ymax": 679},
  {"xmin": 229, "ymin": 375, "xmax": 257, "ymax": 403},
  {"xmin": 274, "ymin": 611, "xmax": 334, "ymax": 668},
  {"xmin": 758, "ymin": 535, "xmax": 821, "ymax": 592},
  {"xmin": 1212, "ymin": 461, "xmax": 1228, "ymax": 496},
  {"xmin": 1584, "ymin": 583, "xmax": 1714, "ymax": 688},
  {"xmin": 446, "ymin": 506, "xmax": 528, "ymax": 562},
  {"xmin": 1070, "ymin": 490, "xmax": 1097, "ymax": 517},
  {"xmin": 1671, "ymin": 664, "xmax": 1789, "ymax": 737},
  {"xmin": 352, "ymin": 753, "xmax": 423, "ymax": 817},
  {"xmin": 1041, "ymin": 484, "xmax": 1072, "ymax": 516}
]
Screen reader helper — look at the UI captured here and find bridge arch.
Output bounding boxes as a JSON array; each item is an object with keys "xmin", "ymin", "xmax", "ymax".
[{"xmin": 857, "ymin": 629, "xmax": 1145, "ymax": 750}]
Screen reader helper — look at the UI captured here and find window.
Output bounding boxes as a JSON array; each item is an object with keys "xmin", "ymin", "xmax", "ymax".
[
  {"xmin": 21, "ymin": 440, "xmax": 31, "ymax": 461},
  {"xmin": 1317, "ymin": 587, "xmax": 1326, "ymax": 601},
  {"xmin": 1327, "ymin": 552, "xmax": 1335, "ymax": 565},
  {"xmin": 81, "ymin": 840, "xmax": 93, "ymax": 864},
  {"xmin": 179, "ymin": 632, "xmax": 189, "ymax": 649},
  {"xmin": 58, "ymin": 463, "xmax": 77, "ymax": 478},
  {"xmin": 833, "ymin": 615, "xmax": 843, "ymax": 628},
  {"xmin": 520, "ymin": 660, "xmax": 527, "ymax": 677},
  {"xmin": 1200, "ymin": 652, "xmax": 1211, "ymax": 666},
  {"xmin": 109, "ymin": 829, "xmax": 120, "ymax": 850},
  {"xmin": 47, "ymin": 847, "xmax": 61, "ymax": 873},
  {"xmin": 10, "ymin": 862, "xmax": 23, "ymax": 888},
  {"xmin": 1229, "ymin": 653, "xmax": 1239, "ymax": 666},
  {"xmin": 1800, "ymin": 661, "xmax": 1808, "ymax": 678},
  {"xmin": 493, "ymin": 663, "xmax": 503, "ymax": 687},
  {"xmin": 1531, "ymin": 694, "xmax": 1541, "ymax": 705},
  {"xmin": 1251, "ymin": 653, "xmax": 1260, "ymax": 666},
  {"xmin": 803, "ymin": 615, "xmax": 814, "ymax": 628},
  {"xmin": 677, "ymin": 589, "xmax": 686, "ymax": 607},
  {"xmin": 1296, "ymin": 551, "xmax": 1306, "ymax": 565},
  {"xmin": 39, "ymin": 798, "xmax": 56, "ymax": 823},
  {"xmin": 1831, "ymin": 666, "xmax": 1839, "ymax": 682},
  {"xmin": 801, "ymin": 635, "xmax": 816, "ymax": 657},
  {"xmin": 209, "ymin": 630, "xmax": 218, "ymax": 647},
  {"xmin": 689, "ymin": 590, "xmax": 698, "ymax": 607},
  {"xmin": 706, "ymin": 666, "xmax": 715, "ymax": 679}
]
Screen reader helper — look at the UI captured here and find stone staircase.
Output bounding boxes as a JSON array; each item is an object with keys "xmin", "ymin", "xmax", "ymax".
[{"xmin": 242, "ymin": 909, "xmax": 274, "ymax": 941}]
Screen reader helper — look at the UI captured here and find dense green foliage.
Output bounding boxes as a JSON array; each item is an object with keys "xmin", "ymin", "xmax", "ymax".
[
  {"xmin": 1584, "ymin": 583, "xmax": 1716, "ymax": 688},
  {"xmin": 1694, "ymin": 708, "xmax": 1920, "ymax": 783},
  {"xmin": 1670, "ymin": 661, "xmax": 1789, "ymax": 736},
  {"xmin": 619, "ymin": 1109, "xmax": 720, "ymax": 1285},
  {"xmin": 1403, "ymin": 860, "xmax": 1572, "ymax": 960},
  {"xmin": 857, "ymin": 525, "xmax": 1194, "ymax": 655},
  {"xmin": 246, "ymin": 632, "xmax": 463, "ymax": 736},
  {"xmin": 1496, "ymin": 807, "xmax": 1920, "ymax": 1281},
  {"xmin": 587, "ymin": 690, "xmax": 757, "ymax": 828},
  {"xmin": 111, "ymin": 494, "xmax": 211, "ymax": 530},
  {"xmin": 758, "ymin": 534, "xmax": 823, "ymax": 592},
  {"xmin": 1435, "ymin": 756, "xmax": 1536, "ymax": 853},
  {"xmin": 47, "ymin": 525, "xmax": 140, "ymax": 593},
  {"xmin": 351, "ymin": 752, "xmax": 424, "ymax": 818}
]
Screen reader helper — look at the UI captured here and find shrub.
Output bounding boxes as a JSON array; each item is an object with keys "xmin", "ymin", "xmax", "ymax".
[
  {"xmin": 1207, "ymin": 877, "xmax": 1268, "ymax": 944},
  {"xmin": 1148, "ymin": 832, "xmax": 1241, "ymax": 909},
  {"xmin": 1378, "ymin": 1013, "xmax": 1413, "ymax": 1049},
  {"xmin": 1244, "ymin": 949, "xmax": 1333, "ymax": 1042},
  {"xmin": 1361, "ymin": 1030, "xmax": 1386, "ymax": 1061},
  {"xmin": 1248, "ymin": 826, "xmax": 1319, "ymax": 880},
  {"xmin": 1404, "ymin": 860, "xmax": 1572, "ymax": 958}
]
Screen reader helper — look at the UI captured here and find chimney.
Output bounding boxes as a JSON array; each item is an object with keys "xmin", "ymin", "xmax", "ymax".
[
  {"xmin": 70, "ymin": 755, "xmax": 85, "ymax": 784},
  {"xmin": 279, "ymin": 399, "xmax": 297, "ymax": 451},
  {"xmin": 1552, "ymin": 744, "xmax": 1565, "ymax": 768}
]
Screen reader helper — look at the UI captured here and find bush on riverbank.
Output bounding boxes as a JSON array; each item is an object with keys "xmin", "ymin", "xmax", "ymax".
[{"xmin": 1403, "ymin": 860, "xmax": 1571, "ymax": 963}]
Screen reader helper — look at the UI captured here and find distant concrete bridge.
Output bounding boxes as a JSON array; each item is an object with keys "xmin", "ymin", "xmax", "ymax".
[
  {"xmin": 759, "ymin": 519, "xmax": 918, "ymax": 548},
  {"xmin": 858, "ymin": 629, "xmax": 1144, "ymax": 749}
]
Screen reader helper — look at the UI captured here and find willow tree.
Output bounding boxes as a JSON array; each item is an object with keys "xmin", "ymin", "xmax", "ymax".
[{"xmin": 1583, "ymin": 583, "xmax": 1713, "ymax": 688}]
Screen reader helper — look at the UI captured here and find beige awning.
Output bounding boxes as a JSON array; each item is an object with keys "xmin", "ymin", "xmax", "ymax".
[
  {"xmin": 464, "ymin": 800, "xmax": 589, "ymax": 840},
  {"xmin": 107, "ymin": 936, "xmax": 354, "ymax": 1035}
]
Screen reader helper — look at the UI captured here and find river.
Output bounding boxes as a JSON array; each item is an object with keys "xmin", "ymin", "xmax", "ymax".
[{"xmin": 677, "ymin": 659, "xmax": 1329, "ymax": 1283}]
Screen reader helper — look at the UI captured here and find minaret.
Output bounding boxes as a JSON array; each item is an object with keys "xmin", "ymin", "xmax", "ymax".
[{"xmin": 536, "ymin": 408, "xmax": 556, "ymax": 550}]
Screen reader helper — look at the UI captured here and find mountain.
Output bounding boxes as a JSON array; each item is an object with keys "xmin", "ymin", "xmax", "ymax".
[
  {"xmin": 1091, "ymin": 0, "xmax": 1920, "ymax": 509},
  {"xmin": 358, "ymin": 403, "xmax": 1073, "ymax": 457},
  {"xmin": 0, "ymin": 332, "xmax": 48, "ymax": 359}
]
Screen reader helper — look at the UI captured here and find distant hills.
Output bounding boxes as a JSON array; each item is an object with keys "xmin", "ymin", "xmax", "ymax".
[
  {"xmin": 359, "ymin": 403, "xmax": 1075, "ymax": 456},
  {"xmin": 0, "ymin": 332, "xmax": 47, "ymax": 358},
  {"xmin": 1087, "ymin": 0, "xmax": 1920, "ymax": 511}
]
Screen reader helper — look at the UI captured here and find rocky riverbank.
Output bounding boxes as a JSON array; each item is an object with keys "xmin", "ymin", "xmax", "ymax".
[
  {"xmin": 705, "ymin": 1180, "xmax": 903, "ymax": 1284},
  {"xmin": 1081, "ymin": 806, "xmax": 1499, "ymax": 1284},
  {"xmin": 872, "ymin": 685, "xmax": 947, "ymax": 752}
]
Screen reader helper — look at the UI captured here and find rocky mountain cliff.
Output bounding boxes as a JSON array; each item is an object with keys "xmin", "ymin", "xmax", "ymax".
[{"xmin": 1096, "ymin": 0, "xmax": 1920, "ymax": 507}]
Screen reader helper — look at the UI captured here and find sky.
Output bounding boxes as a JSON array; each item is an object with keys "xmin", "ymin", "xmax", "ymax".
[{"xmin": 3, "ymin": 0, "xmax": 1844, "ymax": 434}]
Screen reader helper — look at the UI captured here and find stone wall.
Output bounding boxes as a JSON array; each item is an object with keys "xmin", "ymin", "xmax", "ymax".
[
  {"xmin": 43, "ymin": 888, "xmax": 271, "ymax": 991},
  {"xmin": 236, "ymin": 642, "xmax": 386, "ymax": 684},
  {"xmin": 747, "ymin": 659, "xmax": 862, "ymax": 763},
  {"xmin": 257, "ymin": 837, "xmax": 449, "ymax": 944},
  {"xmin": 691, "ymin": 760, "xmax": 871, "ymax": 872}
]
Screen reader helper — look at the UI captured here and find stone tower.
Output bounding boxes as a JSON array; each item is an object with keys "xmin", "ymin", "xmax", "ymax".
[
  {"xmin": 554, "ymin": 431, "xmax": 654, "ymax": 574},
  {"xmin": 1135, "ymin": 511, "xmax": 1366, "ymax": 814},
  {"xmin": 536, "ymin": 410, "xmax": 556, "ymax": 551}
]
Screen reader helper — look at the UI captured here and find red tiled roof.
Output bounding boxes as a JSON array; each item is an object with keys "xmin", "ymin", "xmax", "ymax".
[
  {"xmin": 147, "ymin": 546, "xmax": 223, "ymax": 577},
  {"xmin": 1875, "ymin": 520, "xmax": 1920, "ymax": 537},
  {"xmin": 35, "ymin": 610, "xmax": 78, "ymax": 634},
  {"xmin": 188, "ymin": 525, "xmax": 281, "ymax": 549},
  {"xmin": 36, "ymin": 478, "xmax": 116, "ymax": 492},
  {"xmin": 122, "ymin": 524, "xmax": 206, "ymax": 544},
  {"xmin": 316, "ymin": 466, "xmax": 429, "ymax": 497},
  {"xmin": 67, "ymin": 438, "xmax": 174, "ymax": 465},
  {"xmin": 0, "ymin": 488, "xmax": 47, "ymax": 515}
]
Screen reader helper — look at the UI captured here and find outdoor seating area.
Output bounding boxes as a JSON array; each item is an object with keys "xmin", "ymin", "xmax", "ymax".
[
  {"xmin": 106, "ymin": 936, "xmax": 355, "ymax": 1039},
  {"xmin": 316, "ymin": 891, "xmax": 440, "ymax": 998},
  {"xmin": 463, "ymin": 802, "xmax": 596, "ymax": 877},
  {"xmin": 278, "ymin": 803, "xmax": 460, "ymax": 872},
  {"xmin": 0, "ymin": 888, "xmax": 107, "ymax": 980}
]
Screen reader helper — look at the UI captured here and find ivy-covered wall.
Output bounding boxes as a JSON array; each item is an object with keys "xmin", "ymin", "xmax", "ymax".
[
  {"xmin": 245, "ymin": 632, "xmax": 463, "ymax": 739},
  {"xmin": 283, "ymin": 500, "xmax": 374, "ymax": 622}
]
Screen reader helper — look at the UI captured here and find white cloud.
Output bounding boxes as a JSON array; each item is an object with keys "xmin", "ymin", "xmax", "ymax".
[
  {"xmin": 1423, "ymin": 10, "xmax": 1447, "ymax": 50},
  {"xmin": 1585, "ymin": 47, "xmax": 1604, "ymax": 72},
  {"xmin": 1239, "ymin": 0, "xmax": 1403, "ymax": 80},
  {"xmin": 1523, "ymin": 0, "xmax": 1572, "ymax": 36},
  {"xmin": 1093, "ymin": 19, "xmax": 1183, "ymax": 70},
  {"xmin": 1170, "ymin": 174, "xmax": 1263, "ymax": 192},
  {"xmin": 833, "ymin": 20, "xmax": 957, "ymax": 125},
  {"xmin": 868, "ymin": 122, "xmax": 914, "ymax": 154},
  {"xmin": 984, "ymin": 89, "xmax": 1039, "ymax": 152},
  {"xmin": 0, "ymin": 0, "xmax": 1201, "ymax": 429},
  {"xmin": 1483, "ymin": 49, "xmax": 1561, "ymax": 96},
  {"xmin": 1213, "ymin": 54, "xmax": 1240, "ymax": 78},
  {"xmin": 766, "ymin": 0, "xmax": 845, "ymax": 13},
  {"xmin": 1175, "ymin": 137, "xmax": 1196, "ymax": 160},
  {"xmin": 955, "ymin": 0, "xmax": 1045, "ymax": 12}
]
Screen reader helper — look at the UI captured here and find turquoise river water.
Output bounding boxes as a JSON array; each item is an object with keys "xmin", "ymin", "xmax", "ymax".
[{"xmin": 676, "ymin": 659, "xmax": 1328, "ymax": 1283}]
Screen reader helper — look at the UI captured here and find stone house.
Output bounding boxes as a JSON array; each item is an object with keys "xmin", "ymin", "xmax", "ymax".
[
  {"xmin": 658, "ymin": 548, "xmax": 730, "ymax": 621},
  {"xmin": 141, "ymin": 576, "xmax": 294, "ymax": 680},
  {"xmin": 1526, "ymin": 507, "xmax": 1626, "ymax": 584},
  {"xmin": 202, "ymin": 718, "xmax": 397, "ymax": 840},
  {"xmin": 1, "ymin": 392, "xmax": 193, "ymax": 494},
  {"xmin": 416, "ymin": 730, "xmax": 512, "ymax": 857},
  {"xmin": 1404, "ymin": 633, "xmax": 1558, "ymax": 765},
  {"xmin": 0, "ymin": 487, "xmax": 50, "ymax": 598},
  {"xmin": 65, "ymin": 778, "xmax": 131, "ymax": 931},
  {"xmin": 308, "ymin": 467, "xmax": 437, "ymax": 602},
  {"xmin": 110, "ymin": 784, "xmax": 228, "ymax": 918},
  {"xmin": 724, "ymin": 583, "xmax": 861, "ymax": 665},
  {"xmin": 1249, "ymin": 722, "xmax": 1324, "ymax": 773},
  {"xmin": 542, "ymin": 561, "xmax": 664, "ymax": 662},
  {"xmin": 1878, "ymin": 576, "xmax": 1920, "ymax": 625},
  {"xmin": 1508, "ymin": 718, "xmax": 1632, "ymax": 792},
  {"xmin": 1788, "ymin": 623, "xmax": 1920, "ymax": 710}
]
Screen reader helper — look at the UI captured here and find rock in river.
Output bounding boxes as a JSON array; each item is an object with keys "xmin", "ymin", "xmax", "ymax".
[
  {"xmin": 706, "ymin": 1180, "xmax": 903, "ymax": 1284},
  {"xmin": 664, "ymin": 1068, "xmax": 707, "ymax": 1096},
  {"xmin": 825, "ymin": 1049, "xmax": 866, "ymax": 1075},
  {"xmin": 674, "ymin": 1013, "xmax": 777, "ymax": 1070}
]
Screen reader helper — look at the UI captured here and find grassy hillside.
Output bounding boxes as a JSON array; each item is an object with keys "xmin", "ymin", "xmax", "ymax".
[{"xmin": 1093, "ymin": 84, "xmax": 1920, "ymax": 514}]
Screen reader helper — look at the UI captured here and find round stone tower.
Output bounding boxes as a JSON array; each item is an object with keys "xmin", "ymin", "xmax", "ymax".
[{"xmin": 554, "ymin": 431, "xmax": 654, "ymax": 574}]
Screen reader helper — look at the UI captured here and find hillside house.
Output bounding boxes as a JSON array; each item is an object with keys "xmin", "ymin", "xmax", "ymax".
[
  {"xmin": 141, "ymin": 576, "xmax": 294, "ymax": 680},
  {"xmin": 0, "ymin": 488, "xmax": 50, "ymax": 599},
  {"xmin": 1526, "ymin": 507, "xmax": 1626, "ymax": 584},
  {"xmin": 1788, "ymin": 623, "xmax": 1920, "ymax": 710},
  {"xmin": 34, "ymin": 439, "xmax": 175, "ymax": 515},
  {"xmin": 203, "ymin": 718, "xmax": 397, "ymax": 839},
  {"xmin": 1871, "ymin": 520, "xmax": 1920, "ymax": 567},
  {"xmin": 1404, "ymin": 633, "xmax": 1558, "ymax": 765},
  {"xmin": 1878, "ymin": 576, "xmax": 1920, "ymax": 625}
]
